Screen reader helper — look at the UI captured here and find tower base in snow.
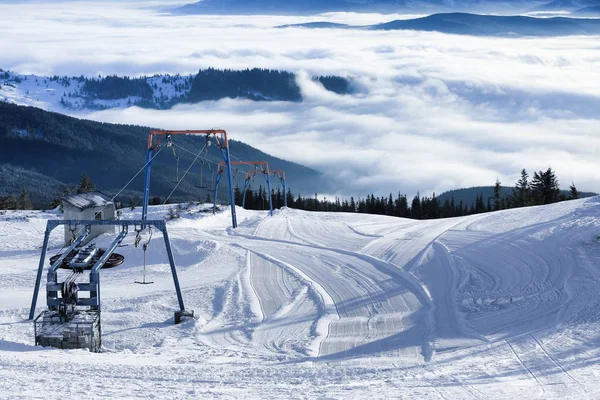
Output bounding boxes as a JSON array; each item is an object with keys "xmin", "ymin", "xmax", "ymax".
[
  {"xmin": 174, "ymin": 310, "xmax": 194, "ymax": 324},
  {"xmin": 34, "ymin": 310, "xmax": 101, "ymax": 352}
]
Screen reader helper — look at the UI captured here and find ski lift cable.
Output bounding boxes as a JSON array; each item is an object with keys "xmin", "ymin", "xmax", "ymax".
[
  {"xmin": 54, "ymin": 147, "xmax": 164, "ymax": 256},
  {"xmin": 162, "ymin": 141, "xmax": 210, "ymax": 205},
  {"xmin": 173, "ymin": 140, "xmax": 265, "ymax": 176},
  {"xmin": 171, "ymin": 142, "xmax": 221, "ymax": 167},
  {"xmin": 228, "ymin": 152, "xmax": 269, "ymax": 171}
]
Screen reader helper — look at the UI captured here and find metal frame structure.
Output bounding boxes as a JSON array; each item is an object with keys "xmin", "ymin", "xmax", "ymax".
[
  {"xmin": 142, "ymin": 130, "xmax": 237, "ymax": 228},
  {"xmin": 269, "ymin": 170, "xmax": 288, "ymax": 208},
  {"xmin": 29, "ymin": 219, "xmax": 193, "ymax": 323},
  {"xmin": 214, "ymin": 161, "xmax": 273, "ymax": 216}
]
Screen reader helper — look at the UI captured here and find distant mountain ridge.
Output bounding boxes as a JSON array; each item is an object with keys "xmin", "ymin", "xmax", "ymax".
[
  {"xmin": 175, "ymin": 0, "xmax": 558, "ymax": 15},
  {"xmin": 533, "ymin": 0, "xmax": 600, "ymax": 11},
  {"xmin": 0, "ymin": 102, "xmax": 327, "ymax": 207},
  {"xmin": 571, "ymin": 4, "xmax": 600, "ymax": 14},
  {"xmin": 176, "ymin": 0, "xmax": 408, "ymax": 15},
  {"xmin": 280, "ymin": 13, "xmax": 600, "ymax": 36}
]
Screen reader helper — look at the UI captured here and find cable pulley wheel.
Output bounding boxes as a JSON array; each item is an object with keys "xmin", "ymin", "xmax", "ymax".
[{"xmin": 50, "ymin": 250, "xmax": 125, "ymax": 269}]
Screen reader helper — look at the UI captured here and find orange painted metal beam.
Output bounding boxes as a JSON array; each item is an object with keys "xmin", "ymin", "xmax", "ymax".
[
  {"xmin": 269, "ymin": 170, "xmax": 286, "ymax": 180},
  {"xmin": 216, "ymin": 161, "xmax": 270, "ymax": 175},
  {"xmin": 147, "ymin": 129, "xmax": 228, "ymax": 150}
]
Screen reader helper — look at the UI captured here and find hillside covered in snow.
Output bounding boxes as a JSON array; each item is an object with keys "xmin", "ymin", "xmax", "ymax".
[
  {"xmin": 0, "ymin": 69, "xmax": 353, "ymax": 112},
  {"xmin": 0, "ymin": 198, "xmax": 599, "ymax": 398}
]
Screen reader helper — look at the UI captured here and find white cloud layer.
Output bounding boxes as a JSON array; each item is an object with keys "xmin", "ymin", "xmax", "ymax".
[{"xmin": 1, "ymin": 2, "xmax": 599, "ymax": 198}]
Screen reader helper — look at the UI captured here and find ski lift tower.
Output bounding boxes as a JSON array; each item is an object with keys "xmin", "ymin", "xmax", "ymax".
[
  {"xmin": 213, "ymin": 161, "xmax": 273, "ymax": 216},
  {"xmin": 29, "ymin": 219, "xmax": 194, "ymax": 352},
  {"xmin": 141, "ymin": 130, "xmax": 238, "ymax": 228},
  {"xmin": 269, "ymin": 170, "xmax": 288, "ymax": 208}
]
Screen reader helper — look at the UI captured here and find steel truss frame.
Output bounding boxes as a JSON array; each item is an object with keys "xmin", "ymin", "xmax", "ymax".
[
  {"xmin": 142, "ymin": 130, "xmax": 237, "ymax": 228},
  {"xmin": 214, "ymin": 161, "xmax": 273, "ymax": 216},
  {"xmin": 28, "ymin": 219, "xmax": 193, "ymax": 324}
]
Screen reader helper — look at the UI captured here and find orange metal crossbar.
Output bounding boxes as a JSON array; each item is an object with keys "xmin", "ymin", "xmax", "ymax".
[
  {"xmin": 216, "ymin": 161, "xmax": 269, "ymax": 175},
  {"xmin": 148, "ymin": 129, "xmax": 229, "ymax": 150},
  {"xmin": 269, "ymin": 170, "xmax": 285, "ymax": 179}
]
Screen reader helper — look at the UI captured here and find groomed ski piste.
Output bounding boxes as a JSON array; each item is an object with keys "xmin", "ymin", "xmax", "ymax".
[{"xmin": 1, "ymin": 198, "xmax": 600, "ymax": 399}]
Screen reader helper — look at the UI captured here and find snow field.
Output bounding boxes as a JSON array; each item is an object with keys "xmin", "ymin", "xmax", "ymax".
[{"xmin": 0, "ymin": 199, "xmax": 600, "ymax": 398}]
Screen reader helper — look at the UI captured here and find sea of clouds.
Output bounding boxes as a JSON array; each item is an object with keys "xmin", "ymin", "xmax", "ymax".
[{"xmin": 1, "ymin": 0, "xmax": 599, "ymax": 198}]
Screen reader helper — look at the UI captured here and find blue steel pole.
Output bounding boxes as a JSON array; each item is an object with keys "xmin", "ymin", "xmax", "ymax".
[
  {"xmin": 242, "ymin": 178, "xmax": 250, "ymax": 208},
  {"xmin": 222, "ymin": 147, "xmax": 238, "ymax": 228},
  {"xmin": 265, "ymin": 172, "xmax": 273, "ymax": 216},
  {"xmin": 89, "ymin": 229, "xmax": 127, "ymax": 312},
  {"xmin": 282, "ymin": 178, "xmax": 287, "ymax": 208},
  {"xmin": 162, "ymin": 228, "xmax": 186, "ymax": 311},
  {"xmin": 141, "ymin": 148, "xmax": 154, "ymax": 224},
  {"xmin": 213, "ymin": 172, "xmax": 221, "ymax": 214},
  {"xmin": 29, "ymin": 224, "xmax": 52, "ymax": 320}
]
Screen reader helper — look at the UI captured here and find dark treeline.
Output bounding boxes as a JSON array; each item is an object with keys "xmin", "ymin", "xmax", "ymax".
[
  {"xmin": 82, "ymin": 76, "xmax": 154, "ymax": 100},
  {"xmin": 239, "ymin": 167, "xmax": 584, "ymax": 220},
  {"xmin": 187, "ymin": 68, "xmax": 301, "ymax": 102},
  {"xmin": 36, "ymin": 68, "xmax": 353, "ymax": 110},
  {"xmin": 1, "ymin": 164, "xmax": 588, "ymax": 221},
  {"xmin": 314, "ymin": 75, "xmax": 352, "ymax": 94}
]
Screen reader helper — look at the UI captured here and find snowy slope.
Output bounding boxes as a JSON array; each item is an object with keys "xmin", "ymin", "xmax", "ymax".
[
  {"xmin": 0, "ymin": 71, "xmax": 192, "ymax": 112},
  {"xmin": 1, "ymin": 198, "xmax": 600, "ymax": 398}
]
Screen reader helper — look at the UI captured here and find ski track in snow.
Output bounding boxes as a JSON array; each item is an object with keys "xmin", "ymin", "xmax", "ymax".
[{"xmin": 1, "ymin": 199, "xmax": 600, "ymax": 398}]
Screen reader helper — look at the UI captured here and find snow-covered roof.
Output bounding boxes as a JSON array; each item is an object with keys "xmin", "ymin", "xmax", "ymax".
[{"xmin": 61, "ymin": 191, "xmax": 113, "ymax": 211}]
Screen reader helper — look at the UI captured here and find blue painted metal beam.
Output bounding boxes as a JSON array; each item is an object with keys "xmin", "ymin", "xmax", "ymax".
[
  {"xmin": 49, "ymin": 226, "xmax": 91, "ymax": 274},
  {"xmin": 29, "ymin": 228, "xmax": 51, "ymax": 320},
  {"xmin": 44, "ymin": 226, "xmax": 91, "ymax": 312},
  {"xmin": 282, "ymin": 178, "xmax": 287, "ymax": 208},
  {"xmin": 163, "ymin": 228, "xmax": 186, "ymax": 312},
  {"xmin": 89, "ymin": 229, "xmax": 128, "ymax": 311},
  {"xmin": 242, "ymin": 178, "xmax": 251, "ymax": 208},
  {"xmin": 141, "ymin": 149, "xmax": 155, "ymax": 225},
  {"xmin": 222, "ymin": 147, "xmax": 238, "ymax": 228},
  {"xmin": 213, "ymin": 171, "xmax": 222, "ymax": 215},
  {"xmin": 265, "ymin": 172, "xmax": 273, "ymax": 216},
  {"xmin": 28, "ymin": 219, "xmax": 177, "ymax": 320}
]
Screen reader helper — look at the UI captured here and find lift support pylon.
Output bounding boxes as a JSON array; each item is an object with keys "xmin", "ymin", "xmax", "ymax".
[
  {"xmin": 269, "ymin": 170, "xmax": 287, "ymax": 208},
  {"xmin": 142, "ymin": 130, "xmax": 237, "ymax": 228},
  {"xmin": 29, "ymin": 219, "xmax": 193, "ymax": 324},
  {"xmin": 214, "ymin": 161, "xmax": 273, "ymax": 216}
]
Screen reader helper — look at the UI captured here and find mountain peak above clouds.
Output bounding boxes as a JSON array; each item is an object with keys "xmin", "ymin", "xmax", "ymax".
[
  {"xmin": 173, "ymin": 0, "xmax": 551, "ymax": 15},
  {"xmin": 279, "ymin": 12, "xmax": 600, "ymax": 36}
]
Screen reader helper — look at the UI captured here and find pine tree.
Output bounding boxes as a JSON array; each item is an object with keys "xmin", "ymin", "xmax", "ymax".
[
  {"xmin": 475, "ymin": 193, "xmax": 486, "ymax": 213},
  {"xmin": 512, "ymin": 169, "xmax": 530, "ymax": 207},
  {"xmin": 569, "ymin": 182, "xmax": 579, "ymax": 200},
  {"xmin": 386, "ymin": 193, "xmax": 394, "ymax": 215},
  {"xmin": 76, "ymin": 173, "xmax": 95, "ymax": 194},
  {"xmin": 430, "ymin": 193, "xmax": 440, "ymax": 219},
  {"xmin": 18, "ymin": 187, "xmax": 32, "ymax": 210},
  {"xmin": 531, "ymin": 167, "xmax": 560, "ymax": 205},
  {"xmin": 493, "ymin": 178, "xmax": 502, "ymax": 210},
  {"xmin": 234, "ymin": 186, "xmax": 243, "ymax": 206},
  {"xmin": 286, "ymin": 189, "xmax": 294, "ymax": 208},
  {"xmin": 411, "ymin": 193, "xmax": 421, "ymax": 220}
]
